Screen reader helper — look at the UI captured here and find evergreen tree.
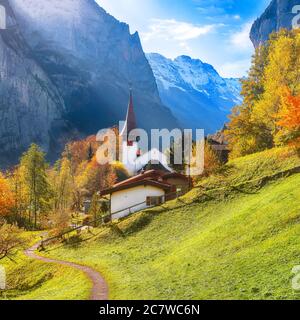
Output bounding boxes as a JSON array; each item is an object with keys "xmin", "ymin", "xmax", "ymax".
[
  {"xmin": 168, "ymin": 137, "xmax": 186, "ymax": 173},
  {"xmin": 87, "ymin": 143, "xmax": 94, "ymax": 162}
]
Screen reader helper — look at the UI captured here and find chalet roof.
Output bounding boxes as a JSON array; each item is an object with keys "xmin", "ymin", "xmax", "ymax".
[
  {"xmin": 113, "ymin": 170, "xmax": 165, "ymax": 188},
  {"xmin": 139, "ymin": 161, "xmax": 172, "ymax": 174},
  {"xmin": 101, "ymin": 169, "xmax": 190, "ymax": 196},
  {"xmin": 101, "ymin": 179, "xmax": 172, "ymax": 196}
]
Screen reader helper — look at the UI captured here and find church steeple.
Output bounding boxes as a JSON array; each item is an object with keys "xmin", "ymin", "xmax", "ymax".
[{"xmin": 120, "ymin": 88, "xmax": 137, "ymax": 142}]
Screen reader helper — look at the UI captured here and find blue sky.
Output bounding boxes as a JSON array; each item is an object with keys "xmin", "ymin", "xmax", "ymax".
[{"xmin": 96, "ymin": 0, "xmax": 271, "ymax": 78}]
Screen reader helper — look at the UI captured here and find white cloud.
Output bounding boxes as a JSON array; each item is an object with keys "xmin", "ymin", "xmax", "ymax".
[
  {"xmin": 219, "ymin": 59, "xmax": 251, "ymax": 78},
  {"xmin": 233, "ymin": 15, "xmax": 241, "ymax": 20},
  {"xmin": 96, "ymin": 0, "xmax": 253, "ymax": 78},
  {"xmin": 230, "ymin": 22, "xmax": 253, "ymax": 51},
  {"xmin": 142, "ymin": 19, "xmax": 216, "ymax": 42}
]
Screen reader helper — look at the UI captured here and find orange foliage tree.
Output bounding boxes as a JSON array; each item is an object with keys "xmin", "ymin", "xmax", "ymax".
[
  {"xmin": 83, "ymin": 156, "xmax": 117, "ymax": 196},
  {"xmin": 0, "ymin": 173, "xmax": 15, "ymax": 217},
  {"xmin": 65, "ymin": 135, "xmax": 98, "ymax": 170},
  {"xmin": 277, "ymin": 89, "xmax": 300, "ymax": 148}
]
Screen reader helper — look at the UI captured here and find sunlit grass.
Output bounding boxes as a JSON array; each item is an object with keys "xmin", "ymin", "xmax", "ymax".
[
  {"xmin": 0, "ymin": 232, "xmax": 91, "ymax": 300},
  {"xmin": 43, "ymin": 146, "xmax": 300, "ymax": 299},
  {"xmin": 5, "ymin": 147, "xmax": 300, "ymax": 300}
]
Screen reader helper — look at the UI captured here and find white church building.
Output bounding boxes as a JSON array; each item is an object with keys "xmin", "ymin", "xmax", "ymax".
[
  {"xmin": 100, "ymin": 90, "xmax": 191, "ymax": 220},
  {"xmin": 119, "ymin": 89, "xmax": 172, "ymax": 176}
]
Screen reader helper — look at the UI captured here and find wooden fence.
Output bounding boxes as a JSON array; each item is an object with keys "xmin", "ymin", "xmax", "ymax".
[{"xmin": 40, "ymin": 190, "xmax": 185, "ymax": 248}]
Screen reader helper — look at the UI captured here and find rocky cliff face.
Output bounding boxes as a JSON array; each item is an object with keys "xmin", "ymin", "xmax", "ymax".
[
  {"xmin": 147, "ymin": 53, "xmax": 242, "ymax": 134},
  {"xmin": 9, "ymin": 0, "xmax": 178, "ymax": 132},
  {"xmin": 250, "ymin": 0, "xmax": 299, "ymax": 48},
  {"xmin": 0, "ymin": 0, "xmax": 69, "ymax": 166},
  {"xmin": 0, "ymin": 0, "xmax": 178, "ymax": 166}
]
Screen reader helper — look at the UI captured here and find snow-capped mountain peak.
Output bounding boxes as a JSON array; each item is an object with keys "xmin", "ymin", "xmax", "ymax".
[{"xmin": 147, "ymin": 53, "xmax": 242, "ymax": 133}]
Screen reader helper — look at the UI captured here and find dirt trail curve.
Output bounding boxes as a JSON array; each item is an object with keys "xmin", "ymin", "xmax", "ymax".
[{"xmin": 24, "ymin": 242, "xmax": 109, "ymax": 300}]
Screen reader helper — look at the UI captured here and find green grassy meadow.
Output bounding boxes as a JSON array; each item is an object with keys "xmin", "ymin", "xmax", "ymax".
[
  {"xmin": 40, "ymin": 147, "xmax": 300, "ymax": 300},
  {"xmin": 0, "ymin": 233, "xmax": 91, "ymax": 300},
  {"xmin": 1, "ymin": 147, "xmax": 299, "ymax": 300}
]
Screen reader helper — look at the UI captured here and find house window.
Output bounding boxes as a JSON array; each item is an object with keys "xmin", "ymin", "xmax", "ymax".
[{"xmin": 146, "ymin": 196, "xmax": 164, "ymax": 207}]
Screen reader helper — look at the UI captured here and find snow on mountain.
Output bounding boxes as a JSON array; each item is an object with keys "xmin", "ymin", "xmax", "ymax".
[{"xmin": 147, "ymin": 53, "xmax": 242, "ymax": 133}]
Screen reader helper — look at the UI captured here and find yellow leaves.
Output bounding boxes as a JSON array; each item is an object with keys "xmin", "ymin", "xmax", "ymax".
[
  {"xmin": 226, "ymin": 29, "xmax": 300, "ymax": 158},
  {"xmin": 203, "ymin": 143, "xmax": 221, "ymax": 176},
  {"xmin": 0, "ymin": 173, "xmax": 14, "ymax": 217}
]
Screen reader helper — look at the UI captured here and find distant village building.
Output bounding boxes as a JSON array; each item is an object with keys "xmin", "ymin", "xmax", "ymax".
[{"xmin": 207, "ymin": 125, "xmax": 229, "ymax": 163}]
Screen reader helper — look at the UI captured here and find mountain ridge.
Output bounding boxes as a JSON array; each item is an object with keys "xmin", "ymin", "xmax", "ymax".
[
  {"xmin": 147, "ymin": 52, "xmax": 242, "ymax": 133},
  {"xmin": 0, "ymin": 0, "xmax": 178, "ymax": 166}
]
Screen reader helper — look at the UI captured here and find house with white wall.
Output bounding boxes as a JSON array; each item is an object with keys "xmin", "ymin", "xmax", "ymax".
[{"xmin": 101, "ymin": 170, "xmax": 191, "ymax": 220}]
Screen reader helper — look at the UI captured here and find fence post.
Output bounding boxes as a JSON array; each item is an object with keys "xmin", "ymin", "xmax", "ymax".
[{"xmin": 40, "ymin": 241, "xmax": 45, "ymax": 251}]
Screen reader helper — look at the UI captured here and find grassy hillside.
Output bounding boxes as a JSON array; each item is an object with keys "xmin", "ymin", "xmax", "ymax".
[
  {"xmin": 42, "ymin": 147, "xmax": 300, "ymax": 300},
  {"xmin": 0, "ymin": 233, "xmax": 91, "ymax": 300}
]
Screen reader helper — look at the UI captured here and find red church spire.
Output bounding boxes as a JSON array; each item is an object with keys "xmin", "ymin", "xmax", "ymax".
[
  {"xmin": 126, "ymin": 89, "xmax": 137, "ymax": 134},
  {"xmin": 121, "ymin": 88, "xmax": 137, "ymax": 143}
]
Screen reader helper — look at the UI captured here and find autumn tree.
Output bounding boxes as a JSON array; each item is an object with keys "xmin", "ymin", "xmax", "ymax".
[
  {"xmin": 0, "ymin": 173, "xmax": 14, "ymax": 218},
  {"xmin": 226, "ymin": 29, "xmax": 300, "ymax": 158},
  {"xmin": 225, "ymin": 105, "xmax": 273, "ymax": 159},
  {"xmin": 88, "ymin": 194, "xmax": 101, "ymax": 227},
  {"xmin": 203, "ymin": 143, "xmax": 221, "ymax": 176},
  {"xmin": 20, "ymin": 144, "xmax": 52, "ymax": 229},
  {"xmin": 48, "ymin": 210, "xmax": 71, "ymax": 237},
  {"xmin": 225, "ymin": 44, "xmax": 272, "ymax": 158},
  {"xmin": 50, "ymin": 157, "xmax": 73, "ymax": 211},
  {"xmin": 252, "ymin": 30, "xmax": 296, "ymax": 137},
  {"xmin": 81, "ymin": 157, "xmax": 117, "ymax": 197},
  {"xmin": 0, "ymin": 222, "xmax": 26, "ymax": 261},
  {"xmin": 8, "ymin": 165, "xmax": 27, "ymax": 225},
  {"xmin": 64, "ymin": 135, "xmax": 98, "ymax": 172},
  {"xmin": 277, "ymin": 89, "xmax": 300, "ymax": 149}
]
